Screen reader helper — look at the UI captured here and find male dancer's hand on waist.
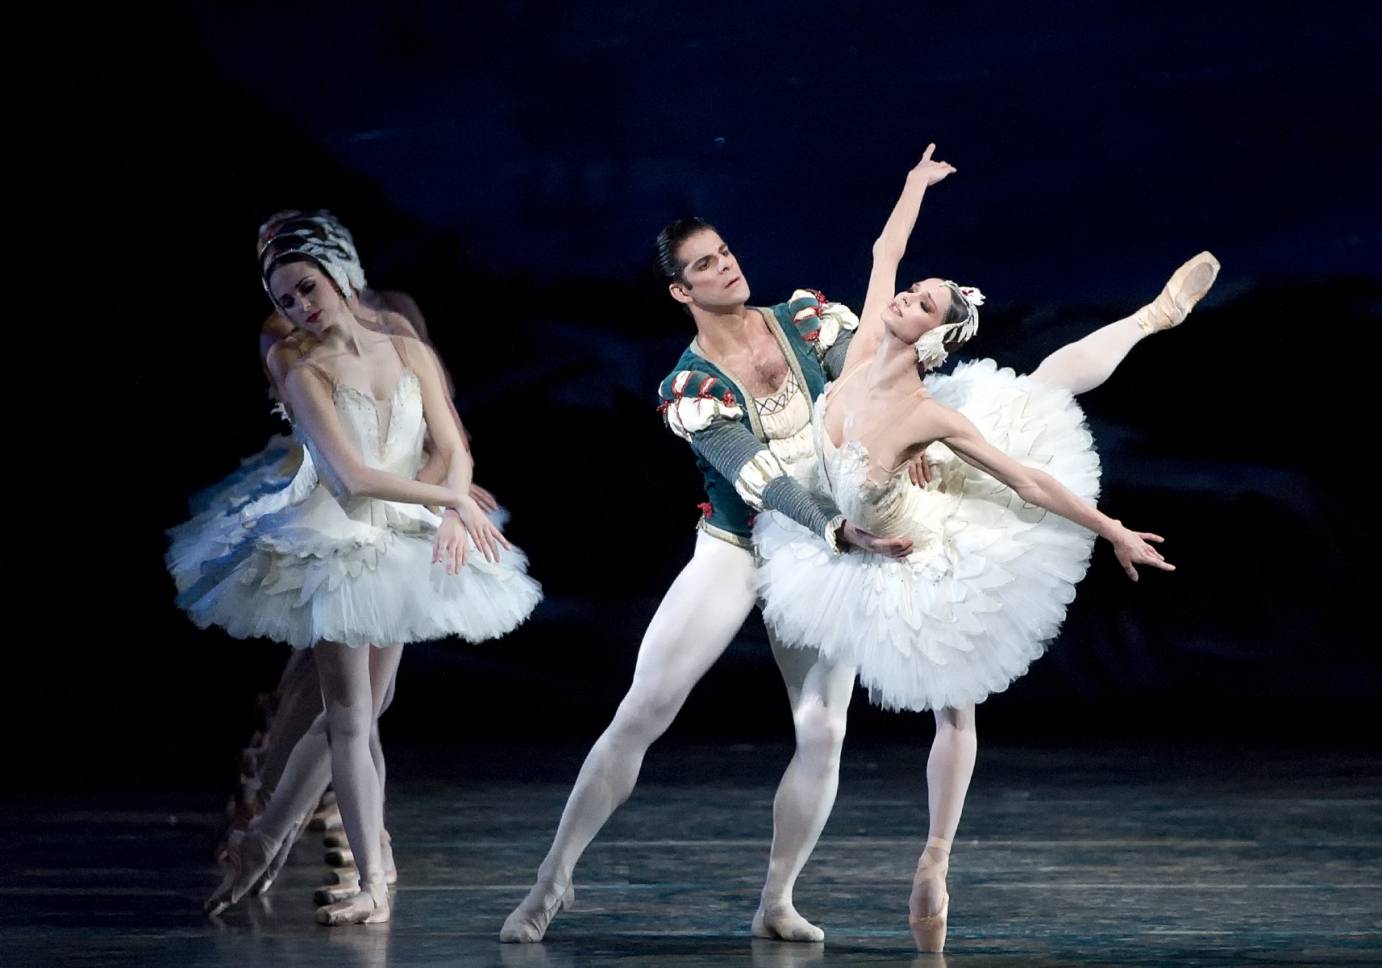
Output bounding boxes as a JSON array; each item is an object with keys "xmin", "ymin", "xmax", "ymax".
[{"xmin": 839, "ymin": 520, "xmax": 913, "ymax": 559}]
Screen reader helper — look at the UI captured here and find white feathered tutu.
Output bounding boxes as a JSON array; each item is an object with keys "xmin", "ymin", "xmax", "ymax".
[
  {"xmin": 168, "ymin": 371, "xmax": 539, "ymax": 649},
  {"xmin": 755, "ymin": 359, "xmax": 1100, "ymax": 711}
]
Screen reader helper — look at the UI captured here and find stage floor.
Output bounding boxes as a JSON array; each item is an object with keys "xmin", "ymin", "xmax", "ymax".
[{"xmin": 4, "ymin": 744, "xmax": 1380, "ymax": 967}]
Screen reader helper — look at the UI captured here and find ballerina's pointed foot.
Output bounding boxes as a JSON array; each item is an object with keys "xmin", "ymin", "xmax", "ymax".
[
  {"xmin": 1135, "ymin": 251, "xmax": 1221, "ymax": 334},
  {"xmin": 908, "ymin": 837, "xmax": 952, "ymax": 953},
  {"xmin": 204, "ymin": 827, "xmax": 278, "ymax": 917}
]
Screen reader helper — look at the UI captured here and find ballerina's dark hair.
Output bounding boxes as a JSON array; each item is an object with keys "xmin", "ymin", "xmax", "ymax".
[{"xmin": 910, "ymin": 279, "xmax": 977, "ymax": 354}]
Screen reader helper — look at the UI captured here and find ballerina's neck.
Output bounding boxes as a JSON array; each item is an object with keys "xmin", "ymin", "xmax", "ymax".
[{"xmin": 866, "ymin": 331, "xmax": 928, "ymax": 391}]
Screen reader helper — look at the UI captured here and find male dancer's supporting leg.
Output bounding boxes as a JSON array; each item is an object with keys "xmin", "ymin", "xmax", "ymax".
[
  {"xmin": 752, "ymin": 638, "xmax": 855, "ymax": 942},
  {"xmin": 501, "ymin": 533, "xmax": 762, "ymax": 941}
]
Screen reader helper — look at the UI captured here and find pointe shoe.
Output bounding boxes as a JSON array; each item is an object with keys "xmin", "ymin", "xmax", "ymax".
[
  {"xmin": 1134, "ymin": 251, "xmax": 1221, "ymax": 334},
  {"xmin": 908, "ymin": 836, "xmax": 951, "ymax": 953},
  {"xmin": 309, "ymin": 803, "xmax": 344, "ymax": 833},
  {"xmin": 499, "ymin": 881, "xmax": 575, "ymax": 942},
  {"xmin": 322, "ymin": 864, "xmax": 360, "ymax": 887},
  {"xmin": 205, "ymin": 827, "xmax": 279, "ymax": 917},
  {"xmin": 316, "ymin": 873, "xmax": 390, "ymax": 926},
  {"xmin": 314, "ymin": 874, "xmax": 361, "ymax": 906}
]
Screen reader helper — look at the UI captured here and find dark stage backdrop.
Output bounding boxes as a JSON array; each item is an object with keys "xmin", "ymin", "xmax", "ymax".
[{"xmin": 39, "ymin": 2, "xmax": 1380, "ymax": 792}]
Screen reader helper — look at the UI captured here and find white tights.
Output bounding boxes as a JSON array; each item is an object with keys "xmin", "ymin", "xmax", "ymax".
[
  {"xmin": 253, "ymin": 643, "xmax": 400, "ymax": 885},
  {"xmin": 508, "ymin": 532, "xmax": 853, "ymax": 940},
  {"xmin": 919, "ymin": 305, "xmax": 1158, "ymax": 895}
]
